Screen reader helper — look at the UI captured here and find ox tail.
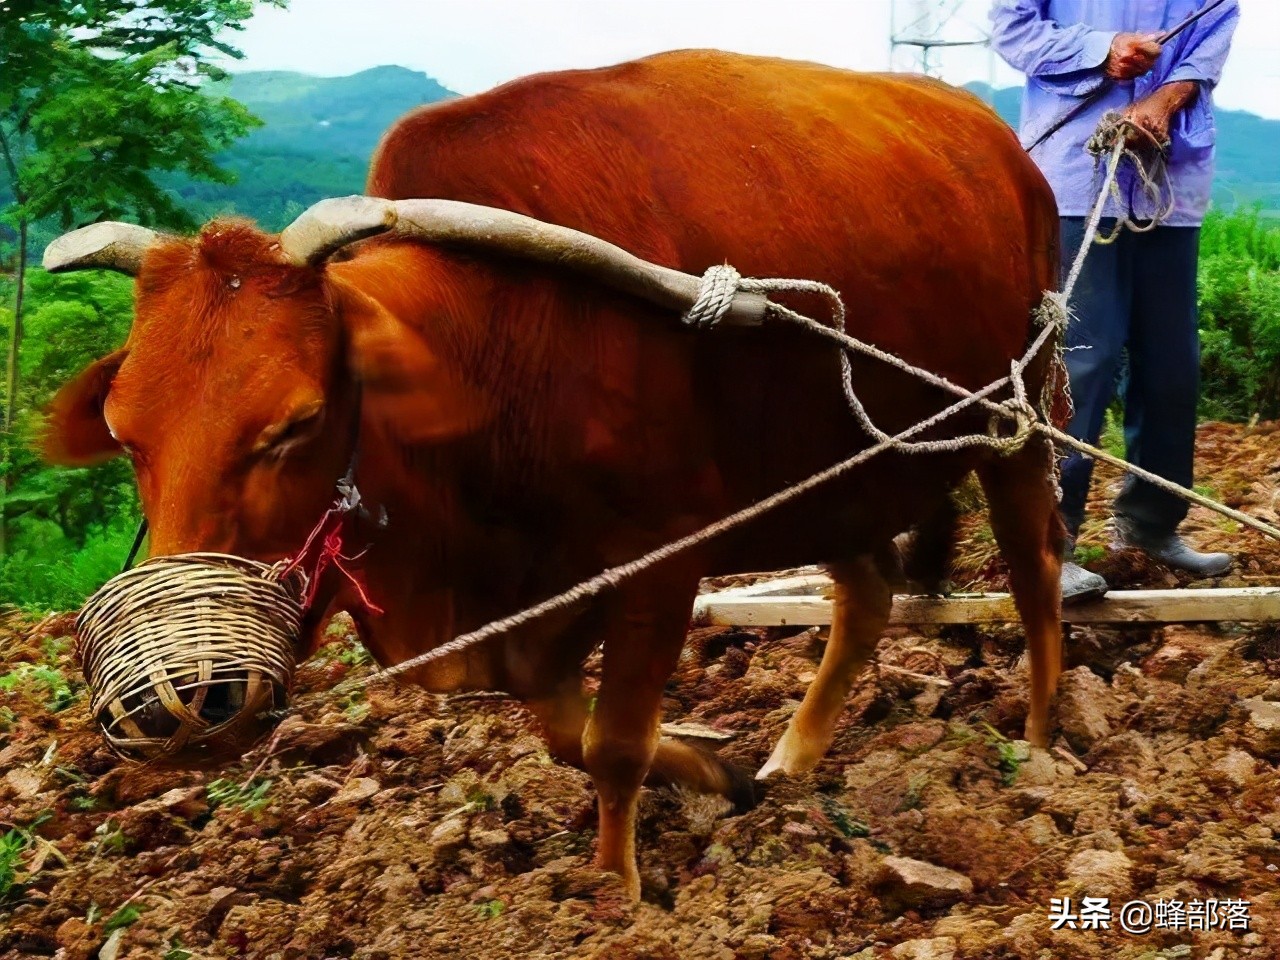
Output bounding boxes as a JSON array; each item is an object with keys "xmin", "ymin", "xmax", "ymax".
[{"xmin": 649, "ymin": 739, "xmax": 762, "ymax": 813}]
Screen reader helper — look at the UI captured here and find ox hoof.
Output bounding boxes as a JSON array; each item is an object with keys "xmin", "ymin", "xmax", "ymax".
[
  {"xmin": 1024, "ymin": 721, "xmax": 1051, "ymax": 750},
  {"xmin": 756, "ymin": 729, "xmax": 825, "ymax": 780}
]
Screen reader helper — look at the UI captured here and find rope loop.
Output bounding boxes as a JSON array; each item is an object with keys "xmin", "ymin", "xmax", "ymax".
[
  {"xmin": 1084, "ymin": 111, "xmax": 1175, "ymax": 243},
  {"xmin": 683, "ymin": 264, "xmax": 742, "ymax": 330},
  {"xmin": 989, "ymin": 397, "xmax": 1039, "ymax": 454}
]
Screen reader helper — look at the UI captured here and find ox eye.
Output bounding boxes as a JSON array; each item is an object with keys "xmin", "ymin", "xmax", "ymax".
[{"xmin": 254, "ymin": 405, "xmax": 324, "ymax": 458}]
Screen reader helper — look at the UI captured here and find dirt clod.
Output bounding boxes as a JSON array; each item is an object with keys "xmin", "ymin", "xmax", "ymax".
[
  {"xmin": 1055, "ymin": 666, "xmax": 1118, "ymax": 752},
  {"xmin": 1239, "ymin": 697, "xmax": 1280, "ymax": 758},
  {"xmin": 877, "ymin": 856, "xmax": 974, "ymax": 910},
  {"xmin": 888, "ymin": 936, "xmax": 957, "ymax": 960}
]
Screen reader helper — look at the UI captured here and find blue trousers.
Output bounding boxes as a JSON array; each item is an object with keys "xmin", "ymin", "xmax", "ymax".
[{"xmin": 1058, "ymin": 218, "xmax": 1201, "ymax": 539}]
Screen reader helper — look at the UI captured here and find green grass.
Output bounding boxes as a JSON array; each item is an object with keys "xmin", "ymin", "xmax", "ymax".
[
  {"xmin": 1073, "ymin": 544, "xmax": 1107, "ymax": 567},
  {"xmin": 1100, "ymin": 406, "xmax": 1126, "ymax": 461},
  {"xmin": 1198, "ymin": 207, "xmax": 1280, "ymax": 420},
  {"xmin": 818, "ymin": 795, "xmax": 870, "ymax": 839},
  {"xmin": 0, "ymin": 662, "xmax": 79, "ymax": 712},
  {"xmin": 207, "ymin": 778, "xmax": 274, "ymax": 814},
  {"xmin": 981, "ymin": 722, "xmax": 1026, "ymax": 786}
]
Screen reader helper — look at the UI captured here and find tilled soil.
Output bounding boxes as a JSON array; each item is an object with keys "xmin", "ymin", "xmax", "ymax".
[{"xmin": 2, "ymin": 423, "xmax": 1280, "ymax": 960}]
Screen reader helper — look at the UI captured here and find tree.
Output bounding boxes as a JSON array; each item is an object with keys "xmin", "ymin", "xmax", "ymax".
[{"xmin": 0, "ymin": 0, "xmax": 285, "ymax": 555}]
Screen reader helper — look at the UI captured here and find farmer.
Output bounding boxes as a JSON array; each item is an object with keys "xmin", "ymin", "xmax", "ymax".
[{"xmin": 990, "ymin": 0, "xmax": 1241, "ymax": 602}]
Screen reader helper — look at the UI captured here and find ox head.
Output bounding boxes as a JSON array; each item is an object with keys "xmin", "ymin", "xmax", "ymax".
[
  {"xmin": 44, "ymin": 197, "xmax": 763, "ymax": 564},
  {"xmin": 44, "ymin": 200, "xmax": 764, "ymax": 753},
  {"xmin": 43, "ymin": 218, "xmax": 364, "ymax": 562}
]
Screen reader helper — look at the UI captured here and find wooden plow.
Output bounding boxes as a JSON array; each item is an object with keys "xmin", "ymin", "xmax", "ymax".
[{"xmin": 693, "ymin": 571, "xmax": 1280, "ymax": 627}]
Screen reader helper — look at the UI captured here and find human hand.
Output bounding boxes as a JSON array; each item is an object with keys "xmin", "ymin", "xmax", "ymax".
[
  {"xmin": 1104, "ymin": 32, "xmax": 1163, "ymax": 81},
  {"xmin": 1123, "ymin": 82, "xmax": 1198, "ymax": 148}
]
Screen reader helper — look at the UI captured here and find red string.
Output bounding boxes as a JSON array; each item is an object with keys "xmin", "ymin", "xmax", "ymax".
[{"xmin": 281, "ymin": 503, "xmax": 384, "ymax": 616}]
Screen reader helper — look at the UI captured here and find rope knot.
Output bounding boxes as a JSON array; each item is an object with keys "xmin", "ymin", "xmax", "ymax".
[
  {"xmin": 1035, "ymin": 291, "xmax": 1070, "ymax": 331},
  {"xmin": 1086, "ymin": 111, "xmax": 1141, "ymax": 157},
  {"xmin": 683, "ymin": 264, "xmax": 742, "ymax": 330},
  {"xmin": 991, "ymin": 397, "xmax": 1038, "ymax": 452}
]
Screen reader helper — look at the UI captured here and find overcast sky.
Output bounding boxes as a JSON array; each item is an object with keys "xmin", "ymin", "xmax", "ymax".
[{"xmin": 229, "ymin": 0, "xmax": 1280, "ymax": 120}]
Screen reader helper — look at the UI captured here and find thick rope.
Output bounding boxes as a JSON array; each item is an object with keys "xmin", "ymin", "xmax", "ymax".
[
  {"xmin": 328, "ymin": 113, "xmax": 1276, "ymax": 697},
  {"xmin": 683, "ymin": 263, "xmax": 743, "ymax": 330}
]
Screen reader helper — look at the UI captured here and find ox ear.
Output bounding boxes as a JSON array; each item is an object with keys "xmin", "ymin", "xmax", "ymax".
[
  {"xmin": 42, "ymin": 350, "xmax": 128, "ymax": 466},
  {"xmin": 334, "ymin": 282, "xmax": 491, "ymax": 444}
]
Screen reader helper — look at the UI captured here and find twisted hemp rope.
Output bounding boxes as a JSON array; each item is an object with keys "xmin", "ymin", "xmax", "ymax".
[{"xmin": 321, "ymin": 115, "xmax": 1279, "ymax": 700}]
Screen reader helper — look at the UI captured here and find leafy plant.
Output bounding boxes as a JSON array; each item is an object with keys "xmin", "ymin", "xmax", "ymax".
[
  {"xmin": 981, "ymin": 722, "xmax": 1026, "ymax": 786},
  {"xmin": 336, "ymin": 643, "xmax": 373, "ymax": 668},
  {"xmin": 94, "ymin": 820, "xmax": 129, "ymax": 855},
  {"xmin": 0, "ymin": 814, "xmax": 53, "ymax": 903},
  {"xmin": 207, "ymin": 778, "xmax": 274, "ymax": 814},
  {"xmin": 103, "ymin": 904, "xmax": 144, "ymax": 934},
  {"xmin": 1197, "ymin": 207, "xmax": 1280, "ymax": 420},
  {"xmin": 0, "ymin": 827, "xmax": 33, "ymax": 902},
  {"xmin": 0, "ymin": 661, "xmax": 78, "ymax": 711}
]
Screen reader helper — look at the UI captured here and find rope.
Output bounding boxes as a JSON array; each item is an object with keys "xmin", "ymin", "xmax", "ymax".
[
  {"xmin": 325, "ymin": 112, "xmax": 1279, "ymax": 698},
  {"xmin": 683, "ymin": 263, "xmax": 742, "ymax": 330},
  {"xmin": 1085, "ymin": 113, "xmax": 1175, "ymax": 243}
]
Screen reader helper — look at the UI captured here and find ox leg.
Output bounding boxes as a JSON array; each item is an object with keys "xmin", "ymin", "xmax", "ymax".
[
  {"xmin": 581, "ymin": 574, "xmax": 698, "ymax": 899},
  {"xmin": 757, "ymin": 553, "xmax": 892, "ymax": 779},
  {"xmin": 528, "ymin": 677, "xmax": 592, "ymax": 768},
  {"xmin": 529, "ymin": 681, "xmax": 756, "ymax": 810},
  {"xmin": 977, "ymin": 437, "xmax": 1065, "ymax": 747}
]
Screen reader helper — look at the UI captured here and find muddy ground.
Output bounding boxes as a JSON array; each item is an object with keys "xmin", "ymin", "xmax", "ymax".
[{"xmin": 2, "ymin": 422, "xmax": 1280, "ymax": 960}]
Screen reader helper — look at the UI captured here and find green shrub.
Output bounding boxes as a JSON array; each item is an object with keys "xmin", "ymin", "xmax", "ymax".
[
  {"xmin": 1197, "ymin": 207, "xmax": 1280, "ymax": 420},
  {"xmin": 0, "ymin": 514, "xmax": 140, "ymax": 610}
]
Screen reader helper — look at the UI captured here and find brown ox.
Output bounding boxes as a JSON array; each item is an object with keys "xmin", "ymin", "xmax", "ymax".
[{"xmin": 43, "ymin": 51, "xmax": 1062, "ymax": 896}]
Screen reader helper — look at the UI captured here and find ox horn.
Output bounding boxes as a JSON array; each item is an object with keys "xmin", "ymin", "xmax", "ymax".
[
  {"xmin": 279, "ymin": 195, "xmax": 769, "ymax": 326},
  {"xmin": 43, "ymin": 222, "xmax": 163, "ymax": 276}
]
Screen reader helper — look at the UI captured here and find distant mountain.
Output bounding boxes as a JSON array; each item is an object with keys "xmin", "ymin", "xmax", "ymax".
[
  {"xmin": 965, "ymin": 81, "xmax": 1280, "ymax": 213},
  {"xmin": 15, "ymin": 67, "xmax": 1277, "ymax": 247},
  {"xmin": 170, "ymin": 65, "xmax": 459, "ymax": 230}
]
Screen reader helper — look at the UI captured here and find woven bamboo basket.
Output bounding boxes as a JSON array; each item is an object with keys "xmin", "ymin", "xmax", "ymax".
[{"xmin": 76, "ymin": 553, "xmax": 307, "ymax": 760}]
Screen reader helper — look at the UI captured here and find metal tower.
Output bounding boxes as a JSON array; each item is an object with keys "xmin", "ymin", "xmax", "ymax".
[{"xmin": 889, "ymin": 0, "xmax": 996, "ymax": 96}]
